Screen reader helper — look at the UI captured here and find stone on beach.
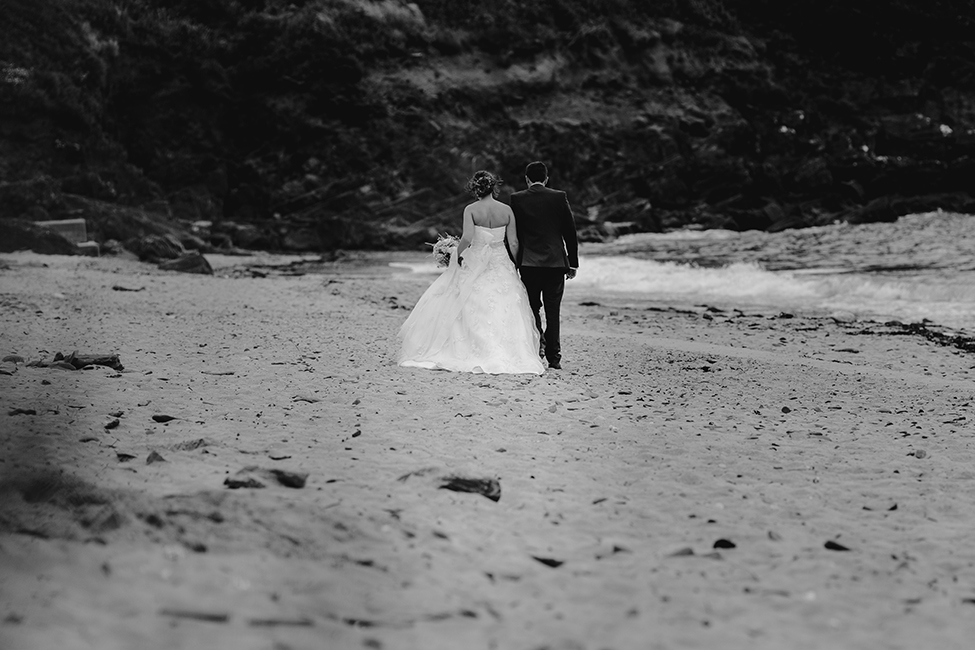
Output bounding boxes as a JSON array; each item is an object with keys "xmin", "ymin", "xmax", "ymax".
[
  {"xmin": 224, "ymin": 466, "xmax": 308, "ymax": 489},
  {"xmin": 157, "ymin": 251, "xmax": 214, "ymax": 275}
]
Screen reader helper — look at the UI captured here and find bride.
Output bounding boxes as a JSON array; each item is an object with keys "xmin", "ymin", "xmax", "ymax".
[{"xmin": 398, "ymin": 171, "xmax": 546, "ymax": 375}]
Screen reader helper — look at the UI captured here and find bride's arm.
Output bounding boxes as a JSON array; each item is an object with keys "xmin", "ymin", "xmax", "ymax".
[
  {"xmin": 456, "ymin": 207, "xmax": 475, "ymax": 263},
  {"xmin": 505, "ymin": 208, "xmax": 520, "ymax": 262}
]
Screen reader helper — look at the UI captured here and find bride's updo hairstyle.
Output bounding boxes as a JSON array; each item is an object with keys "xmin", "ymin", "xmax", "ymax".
[{"xmin": 465, "ymin": 170, "xmax": 502, "ymax": 199}]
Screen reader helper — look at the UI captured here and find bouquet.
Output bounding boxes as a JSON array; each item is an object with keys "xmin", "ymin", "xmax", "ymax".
[{"xmin": 430, "ymin": 233, "xmax": 459, "ymax": 268}]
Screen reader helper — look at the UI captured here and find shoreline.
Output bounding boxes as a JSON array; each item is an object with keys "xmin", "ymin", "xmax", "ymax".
[{"xmin": 2, "ymin": 252, "xmax": 975, "ymax": 649}]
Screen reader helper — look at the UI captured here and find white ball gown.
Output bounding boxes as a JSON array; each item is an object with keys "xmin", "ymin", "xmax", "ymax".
[{"xmin": 398, "ymin": 225, "xmax": 545, "ymax": 374}]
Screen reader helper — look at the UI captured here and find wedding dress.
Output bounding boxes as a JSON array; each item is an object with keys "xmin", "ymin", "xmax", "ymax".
[{"xmin": 399, "ymin": 225, "xmax": 545, "ymax": 374}]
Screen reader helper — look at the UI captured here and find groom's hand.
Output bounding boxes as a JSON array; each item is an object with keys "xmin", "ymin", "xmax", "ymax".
[{"xmin": 566, "ymin": 267, "xmax": 577, "ymax": 280}]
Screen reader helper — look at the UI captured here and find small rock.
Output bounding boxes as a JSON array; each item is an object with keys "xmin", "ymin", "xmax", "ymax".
[
  {"xmin": 781, "ymin": 406, "xmax": 791, "ymax": 414},
  {"xmin": 531, "ymin": 556, "xmax": 564, "ymax": 568},
  {"xmin": 668, "ymin": 547, "xmax": 695, "ymax": 557},
  {"xmin": 914, "ymin": 449, "xmax": 927, "ymax": 459},
  {"xmin": 227, "ymin": 466, "xmax": 307, "ymax": 489},
  {"xmin": 158, "ymin": 608, "xmax": 229, "ymax": 622},
  {"xmin": 2, "ymin": 355, "xmax": 24, "ymax": 364},
  {"xmin": 152, "ymin": 414, "xmax": 176, "ymax": 423},
  {"xmin": 116, "ymin": 452, "xmax": 136, "ymax": 462},
  {"xmin": 713, "ymin": 538, "xmax": 736, "ymax": 549},
  {"xmin": 105, "ymin": 419, "xmax": 120, "ymax": 430},
  {"xmin": 146, "ymin": 450, "xmax": 166, "ymax": 464},
  {"xmin": 170, "ymin": 439, "xmax": 208, "ymax": 451},
  {"xmin": 157, "ymin": 251, "xmax": 213, "ymax": 275},
  {"xmin": 265, "ymin": 468, "xmax": 308, "ymax": 488},
  {"xmin": 224, "ymin": 476, "xmax": 266, "ymax": 489},
  {"xmin": 109, "ymin": 410, "xmax": 124, "ymax": 418},
  {"xmin": 824, "ymin": 540, "xmax": 851, "ymax": 551},
  {"xmin": 438, "ymin": 476, "xmax": 501, "ymax": 502},
  {"xmin": 8, "ymin": 408, "xmax": 36, "ymax": 416}
]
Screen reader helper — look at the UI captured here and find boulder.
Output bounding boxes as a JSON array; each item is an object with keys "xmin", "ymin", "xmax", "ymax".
[
  {"xmin": 0, "ymin": 219, "xmax": 77, "ymax": 254},
  {"xmin": 125, "ymin": 233, "xmax": 185, "ymax": 261},
  {"xmin": 157, "ymin": 251, "xmax": 213, "ymax": 275}
]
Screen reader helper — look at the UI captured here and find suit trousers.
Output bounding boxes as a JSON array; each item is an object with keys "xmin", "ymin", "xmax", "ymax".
[{"xmin": 519, "ymin": 267, "xmax": 565, "ymax": 364}]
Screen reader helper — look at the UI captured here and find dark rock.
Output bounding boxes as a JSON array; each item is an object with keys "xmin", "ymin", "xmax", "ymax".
[
  {"xmin": 211, "ymin": 221, "xmax": 279, "ymax": 250},
  {"xmin": 158, "ymin": 608, "xmax": 230, "ymax": 622},
  {"xmin": 61, "ymin": 352, "xmax": 124, "ymax": 371},
  {"xmin": 265, "ymin": 468, "xmax": 308, "ymax": 488},
  {"xmin": 226, "ymin": 466, "xmax": 308, "ymax": 489},
  {"xmin": 0, "ymin": 219, "xmax": 77, "ymax": 255},
  {"xmin": 157, "ymin": 251, "xmax": 214, "ymax": 275},
  {"xmin": 152, "ymin": 414, "xmax": 176, "ymax": 423},
  {"xmin": 713, "ymin": 538, "xmax": 737, "ymax": 549},
  {"xmin": 170, "ymin": 439, "xmax": 208, "ymax": 451},
  {"xmin": 8, "ymin": 408, "xmax": 37, "ymax": 416},
  {"xmin": 824, "ymin": 540, "xmax": 852, "ymax": 551},
  {"xmin": 531, "ymin": 556, "xmax": 564, "ymax": 568},
  {"xmin": 60, "ymin": 196, "xmax": 190, "ymax": 247},
  {"xmin": 126, "ymin": 234, "xmax": 185, "ymax": 261},
  {"xmin": 438, "ymin": 476, "xmax": 501, "ymax": 502},
  {"xmin": 146, "ymin": 450, "xmax": 166, "ymax": 464},
  {"xmin": 224, "ymin": 476, "xmax": 266, "ymax": 489},
  {"xmin": 280, "ymin": 227, "xmax": 323, "ymax": 252}
]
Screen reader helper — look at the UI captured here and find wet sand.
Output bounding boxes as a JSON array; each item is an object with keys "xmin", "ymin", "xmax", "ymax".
[{"xmin": 2, "ymin": 251, "xmax": 975, "ymax": 650}]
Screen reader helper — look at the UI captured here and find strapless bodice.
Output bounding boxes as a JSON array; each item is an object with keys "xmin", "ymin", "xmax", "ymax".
[{"xmin": 472, "ymin": 225, "xmax": 506, "ymax": 247}]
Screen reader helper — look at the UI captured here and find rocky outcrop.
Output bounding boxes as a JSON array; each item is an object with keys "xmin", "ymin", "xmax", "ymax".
[
  {"xmin": 1, "ymin": 0, "xmax": 973, "ymax": 252},
  {"xmin": 0, "ymin": 219, "xmax": 78, "ymax": 255}
]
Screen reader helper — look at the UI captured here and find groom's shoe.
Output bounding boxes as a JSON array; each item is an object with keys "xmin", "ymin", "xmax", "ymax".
[{"xmin": 548, "ymin": 359, "xmax": 562, "ymax": 370}]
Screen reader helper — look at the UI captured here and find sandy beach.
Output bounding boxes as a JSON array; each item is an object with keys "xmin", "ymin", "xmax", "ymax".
[{"xmin": 2, "ymin": 250, "xmax": 975, "ymax": 650}]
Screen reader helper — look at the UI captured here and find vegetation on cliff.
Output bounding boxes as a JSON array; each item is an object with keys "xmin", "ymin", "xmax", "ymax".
[{"xmin": 2, "ymin": 0, "xmax": 974, "ymax": 253}]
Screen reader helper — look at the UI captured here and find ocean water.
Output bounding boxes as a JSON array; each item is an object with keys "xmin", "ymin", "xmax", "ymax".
[
  {"xmin": 575, "ymin": 211, "xmax": 975, "ymax": 333},
  {"xmin": 394, "ymin": 211, "xmax": 975, "ymax": 333}
]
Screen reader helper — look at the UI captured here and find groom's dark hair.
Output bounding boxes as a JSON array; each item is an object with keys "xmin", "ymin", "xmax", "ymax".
[{"xmin": 525, "ymin": 161, "xmax": 548, "ymax": 183}]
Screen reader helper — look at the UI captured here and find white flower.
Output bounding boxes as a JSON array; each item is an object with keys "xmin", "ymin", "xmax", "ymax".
[{"xmin": 430, "ymin": 234, "xmax": 458, "ymax": 268}]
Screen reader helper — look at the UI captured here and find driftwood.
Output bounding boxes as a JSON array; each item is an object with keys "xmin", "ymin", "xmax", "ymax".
[{"xmin": 56, "ymin": 351, "xmax": 124, "ymax": 371}]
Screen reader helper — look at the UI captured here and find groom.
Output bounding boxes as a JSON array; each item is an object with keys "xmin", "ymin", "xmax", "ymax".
[{"xmin": 511, "ymin": 161, "xmax": 579, "ymax": 370}]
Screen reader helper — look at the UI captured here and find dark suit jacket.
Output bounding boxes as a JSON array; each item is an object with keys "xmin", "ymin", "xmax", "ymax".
[{"xmin": 510, "ymin": 184, "xmax": 579, "ymax": 269}]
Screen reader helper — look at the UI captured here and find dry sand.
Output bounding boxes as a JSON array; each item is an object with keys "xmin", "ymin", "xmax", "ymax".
[{"xmin": 1, "ymin": 250, "xmax": 975, "ymax": 650}]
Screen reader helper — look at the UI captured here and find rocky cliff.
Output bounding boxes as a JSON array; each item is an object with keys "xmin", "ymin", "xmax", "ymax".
[{"xmin": 2, "ymin": 0, "xmax": 974, "ymax": 254}]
